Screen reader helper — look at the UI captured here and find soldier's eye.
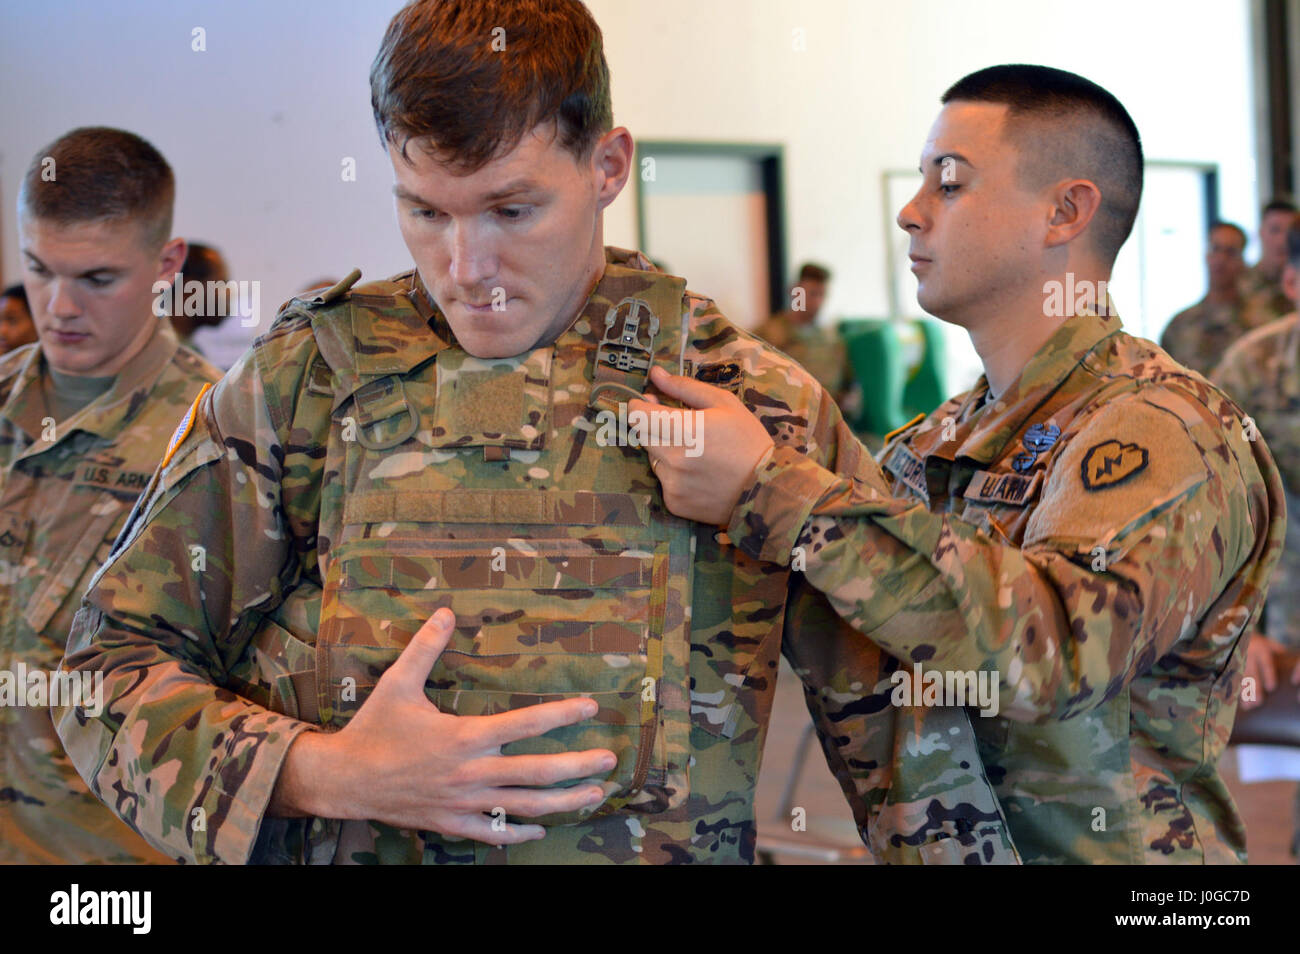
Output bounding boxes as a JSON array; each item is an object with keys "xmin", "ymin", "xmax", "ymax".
[{"xmin": 496, "ymin": 206, "xmax": 532, "ymax": 221}]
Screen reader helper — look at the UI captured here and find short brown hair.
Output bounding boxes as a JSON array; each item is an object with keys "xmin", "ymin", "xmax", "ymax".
[
  {"xmin": 943, "ymin": 65, "xmax": 1143, "ymax": 267},
  {"xmin": 18, "ymin": 126, "xmax": 174, "ymax": 249},
  {"xmin": 370, "ymin": 0, "xmax": 613, "ymax": 173},
  {"xmin": 797, "ymin": 262, "xmax": 831, "ymax": 284}
]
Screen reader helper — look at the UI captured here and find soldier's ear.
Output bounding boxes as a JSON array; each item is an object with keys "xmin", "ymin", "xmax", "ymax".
[
  {"xmin": 591, "ymin": 127, "xmax": 633, "ymax": 212},
  {"xmin": 156, "ymin": 237, "xmax": 188, "ymax": 288}
]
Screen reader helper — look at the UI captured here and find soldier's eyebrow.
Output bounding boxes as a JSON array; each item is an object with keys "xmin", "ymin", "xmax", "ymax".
[
  {"xmin": 919, "ymin": 152, "xmax": 974, "ymax": 174},
  {"xmin": 481, "ymin": 179, "xmax": 544, "ymax": 202},
  {"xmin": 392, "ymin": 180, "xmax": 544, "ymax": 207},
  {"xmin": 20, "ymin": 249, "xmax": 120, "ymax": 279}
]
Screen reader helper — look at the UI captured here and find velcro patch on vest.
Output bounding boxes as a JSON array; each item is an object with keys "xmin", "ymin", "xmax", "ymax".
[
  {"xmin": 449, "ymin": 372, "xmax": 525, "ymax": 436},
  {"xmin": 432, "ymin": 349, "xmax": 549, "ymax": 448},
  {"xmin": 963, "ymin": 468, "xmax": 1043, "ymax": 506},
  {"xmin": 883, "ymin": 442, "xmax": 928, "ymax": 499}
]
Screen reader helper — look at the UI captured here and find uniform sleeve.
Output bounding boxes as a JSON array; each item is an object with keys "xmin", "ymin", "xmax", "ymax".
[
  {"xmin": 737, "ymin": 390, "xmax": 1272, "ymax": 723},
  {"xmin": 770, "ymin": 375, "xmax": 1019, "ymax": 863},
  {"xmin": 1210, "ymin": 348, "xmax": 1300, "ymax": 650},
  {"xmin": 53, "ymin": 324, "xmax": 324, "ymax": 864}
]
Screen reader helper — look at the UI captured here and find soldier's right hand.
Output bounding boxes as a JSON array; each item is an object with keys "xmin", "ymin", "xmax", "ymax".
[{"xmin": 269, "ymin": 607, "xmax": 616, "ymax": 845}]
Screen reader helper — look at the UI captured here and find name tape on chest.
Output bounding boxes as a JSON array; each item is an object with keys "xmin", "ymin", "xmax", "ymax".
[
  {"xmin": 963, "ymin": 468, "xmax": 1043, "ymax": 506},
  {"xmin": 76, "ymin": 466, "xmax": 153, "ymax": 492},
  {"xmin": 883, "ymin": 442, "xmax": 928, "ymax": 499},
  {"xmin": 162, "ymin": 383, "xmax": 213, "ymax": 469}
]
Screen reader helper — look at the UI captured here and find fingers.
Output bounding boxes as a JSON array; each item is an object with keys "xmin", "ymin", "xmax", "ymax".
[
  {"xmin": 384, "ymin": 607, "xmax": 456, "ymax": 696},
  {"xmin": 471, "ymin": 696, "xmax": 601, "ymax": 749},
  {"xmin": 476, "ymin": 750, "xmax": 616, "ymax": 788},
  {"xmin": 647, "ymin": 364, "xmax": 737, "ymax": 409},
  {"xmin": 486, "ymin": 782, "xmax": 609, "ymax": 819},
  {"xmin": 440, "ymin": 812, "xmax": 546, "ymax": 846}
]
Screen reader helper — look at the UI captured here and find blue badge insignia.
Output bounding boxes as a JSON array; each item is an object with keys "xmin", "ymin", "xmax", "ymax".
[
  {"xmin": 1022, "ymin": 422, "xmax": 1061, "ymax": 454},
  {"xmin": 1011, "ymin": 422, "xmax": 1060, "ymax": 473}
]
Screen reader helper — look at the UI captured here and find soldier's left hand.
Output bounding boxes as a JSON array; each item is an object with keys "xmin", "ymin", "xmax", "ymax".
[{"xmin": 629, "ymin": 365, "xmax": 774, "ymax": 526}]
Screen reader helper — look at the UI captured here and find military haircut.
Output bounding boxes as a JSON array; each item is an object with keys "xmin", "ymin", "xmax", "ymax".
[
  {"xmin": 1208, "ymin": 220, "xmax": 1247, "ymax": 249},
  {"xmin": 370, "ymin": 0, "xmax": 613, "ymax": 173},
  {"xmin": 797, "ymin": 262, "xmax": 831, "ymax": 284},
  {"xmin": 1262, "ymin": 197, "xmax": 1298, "ymax": 219},
  {"xmin": 941, "ymin": 64, "xmax": 1143, "ymax": 268},
  {"xmin": 18, "ymin": 126, "xmax": 175, "ymax": 251}
]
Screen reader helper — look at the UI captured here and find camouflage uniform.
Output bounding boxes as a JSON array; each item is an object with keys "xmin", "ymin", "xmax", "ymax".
[
  {"xmin": 754, "ymin": 312, "xmax": 851, "ymax": 403},
  {"xmin": 1241, "ymin": 264, "xmax": 1292, "ymax": 330},
  {"xmin": 1211, "ymin": 311, "xmax": 1300, "ymax": 652},
  {"xmin": 55, "ymin": 249, "xmax": 1019, "ymax": 865},
  {"xmin": 1159, "ymin": 295, "xmax": 1251, "ymax": 377},
  {"xmin": 728, "ymin": 308, "xmax": 1284, "ymax": 863},
  {"xmin": 0, "ymin": 320, "xmax": 220, "ymax": 862}
]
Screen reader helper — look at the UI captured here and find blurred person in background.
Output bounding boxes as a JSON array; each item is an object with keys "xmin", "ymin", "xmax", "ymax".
[
  {"xmin": 1160, "ymin": 221, "xmax": 1248, "ymax": 375},
  {"xmin": 0, "ymin": 284, "xmax": 39, "ymax": 354}
]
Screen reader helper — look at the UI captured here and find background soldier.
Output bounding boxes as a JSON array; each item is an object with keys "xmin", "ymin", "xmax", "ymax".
[
  {"xmin": 1160, "ymin": 221, "xmax": 1249, "ymax": 375},
  {"xmin": 0, "ymin": 127, "xmax": 220, "ymax": 862},
  {"xmin": 639, "ymin": 65, "xmax": 1284, "ymax": 864},
  {"xmin": 754, "ymin": 262, "xmax": 852, "ymax": 407},
  {"xmin": 55, "ymin": 0, "xmax": 1016, "ymax": 864},
  {"xmin": 1242, "ymin": 198, "xmax": 1298, "ymax": 327},
  {"xmin": 1210, "ymin": 211, "xmax": 1300, "ymax": 860}
]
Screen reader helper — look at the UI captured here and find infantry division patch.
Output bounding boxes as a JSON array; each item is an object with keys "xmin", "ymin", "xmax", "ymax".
[{"xmin": 1081, "ymin": 439, "xmax": 1149, "ymax": 490}]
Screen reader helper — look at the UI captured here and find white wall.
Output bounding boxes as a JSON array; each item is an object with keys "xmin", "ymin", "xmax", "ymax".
[{"xmin": 1, "ymin": 0, "xmax": 1261, "ymax": 367}]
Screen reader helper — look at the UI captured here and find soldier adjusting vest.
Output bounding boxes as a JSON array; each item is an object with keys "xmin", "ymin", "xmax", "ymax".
[{"xmin": 299, "ymin": 265, "xmax": 697, "ymax": 840}]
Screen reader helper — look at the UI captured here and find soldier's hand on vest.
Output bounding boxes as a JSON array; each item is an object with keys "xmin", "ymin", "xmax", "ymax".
[
  {"xmin": 633, "ymin": 366, "xmax": 774, "ymax": 526},
  {"xmin": 270, "ymin": 608, "xmax": 616, "ymax": 844}
]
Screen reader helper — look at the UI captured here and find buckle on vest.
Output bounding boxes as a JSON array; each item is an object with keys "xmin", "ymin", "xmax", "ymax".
[
  {"xmin": 351, "ymin": 375, "xmax": 420, "ymax": 450},
  {"xmin": 596, "ymin": 297, "xmax": 658, "ymax": 377}
]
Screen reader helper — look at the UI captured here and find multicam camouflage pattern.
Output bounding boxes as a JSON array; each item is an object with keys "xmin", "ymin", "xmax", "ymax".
[
  {"xmin": 56, "ymin": 248, "xmax": 1019, "ymax": 864},
  {"xmin": 1159, "ymin": 295, "xmax": 1254, "ymax": 377},
  {"xmin": 0, "ymin": 320, "xmax": 219, "ymax": 862},
  {"xmin": 1240, "ymin": 264, "xmax": 1292, "ymax": 330},
  {"xmin": 729, "ymin": 308, "xmax": 1285, "ymax": 863},
  {"xmin": 754, "ymin": 312, "xmax": 852, "ymax": 402},
  {"xmin": 1211, "ymin": 311, "xmax": 1300, "ymax": 650}
]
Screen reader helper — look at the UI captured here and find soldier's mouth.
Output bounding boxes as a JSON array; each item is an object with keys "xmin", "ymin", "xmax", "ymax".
[{"xmin": 49, "ymin": 329, "xmax": 90, "ymax": 344}]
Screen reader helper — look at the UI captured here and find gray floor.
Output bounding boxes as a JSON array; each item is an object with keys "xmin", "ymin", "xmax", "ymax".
[{"xmin": 755, "ymin": 656, "xmax": 1297, "ymax": 865}]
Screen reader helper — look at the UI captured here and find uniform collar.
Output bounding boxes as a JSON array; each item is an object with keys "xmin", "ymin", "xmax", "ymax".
[
  {"xmin": 0, "ymin": 318, "xmax": 180, "ymax": 445},
  {"xmin": 951, "ymin": 309, "xmax": 1122, "ymax": 465}
]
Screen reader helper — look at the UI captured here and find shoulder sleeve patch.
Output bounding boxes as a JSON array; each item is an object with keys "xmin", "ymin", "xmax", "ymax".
[
  {"xmin": 162, "ymin": 382, "xmax": 213, "ymax": 469},
  {"xmin": 1024, "ymin": 397, "xmax": 1210, "ymax": 554}
]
